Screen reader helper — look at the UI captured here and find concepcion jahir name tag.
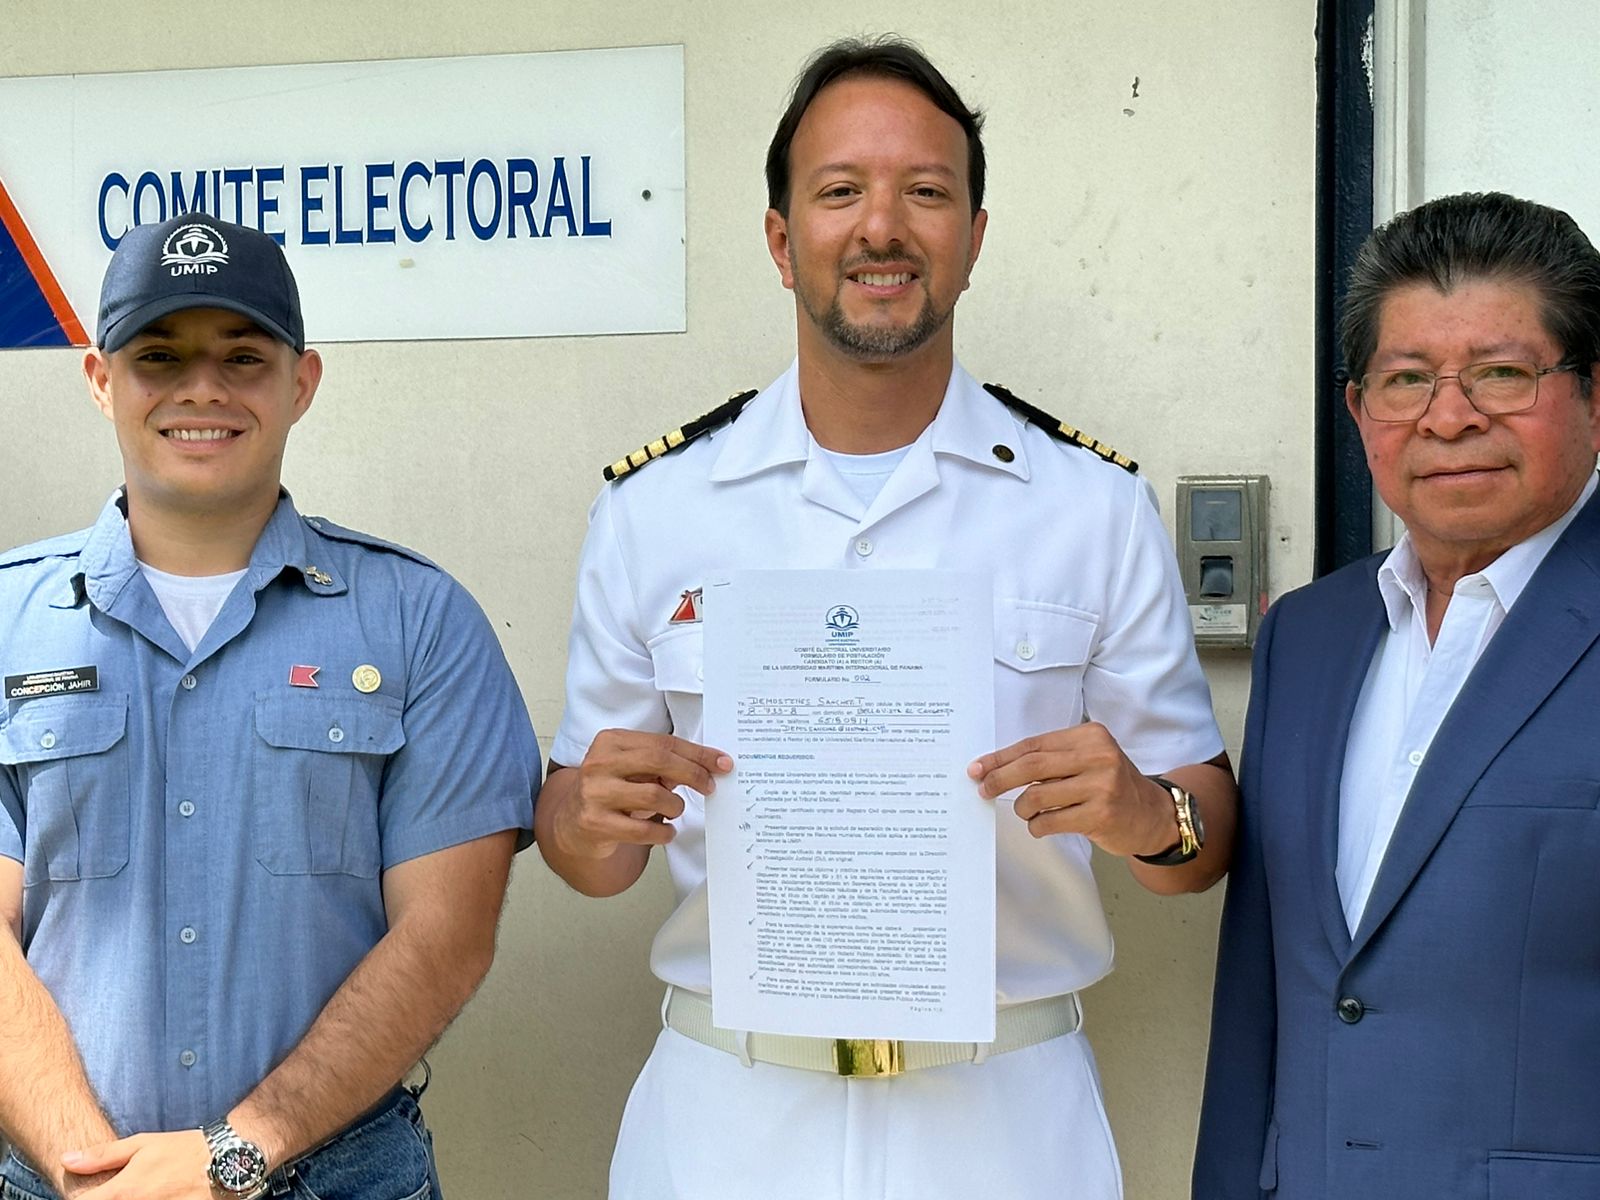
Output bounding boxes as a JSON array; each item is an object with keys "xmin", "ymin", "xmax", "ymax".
[{"xmin": 4, "ymin": 666, "xmax": 100, "ymax": 702}]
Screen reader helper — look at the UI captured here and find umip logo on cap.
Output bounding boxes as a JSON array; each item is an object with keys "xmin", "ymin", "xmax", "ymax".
[{"xmin": 160, "ymin": 223, "xmax": 229, "ymax": 275}]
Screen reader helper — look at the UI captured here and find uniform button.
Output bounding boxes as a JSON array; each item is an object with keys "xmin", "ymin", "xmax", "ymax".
[
  {"xmin": 1407, "ymin": 750, "xmax": 1423, "ymax": 767},
  {"xmin": 181, "ymin": 674, "xmax": 198, "ymax": 691},
  {"xmin": 179, "ymin": 926, "xmax": 198, "ymax": 944},
  {"xmin": 178, "ymin": 801, "xmax": 196, "ymax": 818},
  {"xmin": 1336, "ymin": 996, "xmax": 1365, "ymax": 1024},
  {"xmin": 40, "ymin": 731, "xmax": 57, "ymax": 750},
  {"xmin": 179, "ymin": 1050, "xmax": 197, "ymax": 1068},
  {"xmin": 1016, "ymin": 640, "xmax": 1036, "ymax": 661},
  {"xmin": 328, "ymin": 726, "xmax": 345, "ymax": 744},
  {"xmin": 855, "ymin": 538, "xmax": 874, "ymax": 557}
]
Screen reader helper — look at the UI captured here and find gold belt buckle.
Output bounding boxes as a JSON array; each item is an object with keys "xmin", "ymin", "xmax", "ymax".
[{"xmin": 832, "ymin": 1038, "xmax": 905, "ymax": 1077}]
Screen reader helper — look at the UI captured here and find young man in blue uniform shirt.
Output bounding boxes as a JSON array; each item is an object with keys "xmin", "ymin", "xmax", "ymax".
[{"xmin": 0, "ymin": 214, "xmax": 540, "ymax": 1200}]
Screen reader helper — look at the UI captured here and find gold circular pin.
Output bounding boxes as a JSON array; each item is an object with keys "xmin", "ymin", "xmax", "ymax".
[{"xmin": 352, "ymin": 665, "xmax": 382, "ymax": 694}]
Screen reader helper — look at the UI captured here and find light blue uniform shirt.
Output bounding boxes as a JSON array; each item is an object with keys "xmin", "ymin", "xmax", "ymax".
[{"xmin": 0, "ymin": 492, "xmax": 539, "ymax": 1134}]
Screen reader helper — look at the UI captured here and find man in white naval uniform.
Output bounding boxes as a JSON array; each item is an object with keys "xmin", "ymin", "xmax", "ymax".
[{"xmin": 537, "ymin": 36, "xmax": 1238, "ymax": 1200}]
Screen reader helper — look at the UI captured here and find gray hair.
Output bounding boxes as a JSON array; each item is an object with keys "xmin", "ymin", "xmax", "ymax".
[{"xmin": 1340, "ymin": 192, "xmax": 1600, "ymax": 394}]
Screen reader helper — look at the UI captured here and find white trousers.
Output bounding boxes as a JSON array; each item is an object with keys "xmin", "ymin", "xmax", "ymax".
[{"xmin": 609, "ymin": 1024, "xmax": 1123, "ymax": 1200}]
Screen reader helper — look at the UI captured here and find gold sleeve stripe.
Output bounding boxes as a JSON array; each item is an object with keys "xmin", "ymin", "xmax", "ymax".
[
  {"xmin": 602, "ymin": 389, "xmax": 761, "ymax": 483},
  {"xmin": 982, "ymin": 382, "xmax": 1139, "ymax": 475}
]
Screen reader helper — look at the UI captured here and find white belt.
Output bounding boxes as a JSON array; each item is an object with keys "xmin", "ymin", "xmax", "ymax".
[{"xmin": 662, "ymin": 986, "xmax": 1083, "ymax": 1077}]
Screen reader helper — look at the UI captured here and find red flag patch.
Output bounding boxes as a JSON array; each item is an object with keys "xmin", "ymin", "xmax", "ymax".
[
  {"xmin": 289, "ymin": 664, "xmax": 321, "ymax": 688},
  {"xmin": 669, "ymin": 588, "xmax": 703, "ymax": 624}
]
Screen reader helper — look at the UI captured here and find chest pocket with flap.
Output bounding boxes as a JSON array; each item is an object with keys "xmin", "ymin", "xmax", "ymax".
[
  {"xmin": 647, "ymin": 628, "xmax": 706, "ymax": 739},
  {"xmin": 252, "ymin": 692, "xmax": 406, "ymax": 878},
  {"xmin": 994, "ymin": 601, "xmax": 1098, "ymax": 671},
  {"xmin": 0, "ymin": 693, "xmax": 131, "ymax": 885}
]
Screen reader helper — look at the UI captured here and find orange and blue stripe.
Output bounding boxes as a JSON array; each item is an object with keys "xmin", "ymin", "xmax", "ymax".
[{"xmin": 0, "ymin": 175, "xmax": 88, "ymax": 348}]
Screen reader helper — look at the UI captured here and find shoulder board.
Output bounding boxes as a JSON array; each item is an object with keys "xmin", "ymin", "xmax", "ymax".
[
  {"xmin": 603, "ymin": 389, "xmax": 760, "ymax": 483},
  {"xmin": 0, "ymin": 529, "xmax": 92, "ymax": 571},
  {"xmin": 302, "ymin": 516, "xmax": 441, "ymax": 570},
  {"xmin": 983, "ymin": 382, "xmax": 1138, "ymax": 474}
]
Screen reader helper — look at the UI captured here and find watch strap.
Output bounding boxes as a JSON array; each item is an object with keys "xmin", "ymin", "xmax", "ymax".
[{"xmin": 1134, "ymin": 775, "xmax": 1201, "ymax": 865}]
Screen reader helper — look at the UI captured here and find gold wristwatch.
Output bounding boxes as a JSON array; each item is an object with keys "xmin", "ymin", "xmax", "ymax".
[{"xmin": 1134, "ymin": 775, "xmax": 1204, "ymax": 866}]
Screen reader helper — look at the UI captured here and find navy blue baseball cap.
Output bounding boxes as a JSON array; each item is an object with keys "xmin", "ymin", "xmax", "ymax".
[{"xmin": 96, "ymin": 213, "xmax": 305, "ymax": 353}]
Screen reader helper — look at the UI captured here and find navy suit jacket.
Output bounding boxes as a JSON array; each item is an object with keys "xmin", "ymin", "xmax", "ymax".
[{"xmin": 1194, "ymin": 485, "xmax": 1600, "ymax": 1199}]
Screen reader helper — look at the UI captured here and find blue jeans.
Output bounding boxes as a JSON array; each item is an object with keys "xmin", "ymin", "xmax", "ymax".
[{"xmin": 1, "ymin": 1092, "xmax": 441, "ymax": 1200}]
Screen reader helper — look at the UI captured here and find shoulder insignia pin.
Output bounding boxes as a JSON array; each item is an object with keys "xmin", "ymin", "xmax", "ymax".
[
  {"xmin": 602, "ymin": 389, "xmax": 760, "ymax": 482},
  {"xmin": 982, "ymin": 382, "xmax": 1138, "ymax": 474}
]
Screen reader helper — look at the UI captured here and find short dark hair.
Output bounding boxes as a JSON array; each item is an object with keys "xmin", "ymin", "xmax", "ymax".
[
  {"xmin": 1341, "ymin": 192, "xmax": 1600, "ymax": 392},
  {"xmin": 764, "ymin": 35, "xmax": 986, "ymax": 217}
]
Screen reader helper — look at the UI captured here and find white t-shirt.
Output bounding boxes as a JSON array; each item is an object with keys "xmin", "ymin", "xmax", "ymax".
[
  {"xmin": 816, "ymin": 442, "xmax": 912, "ymax": 508},
  {"xmin": 138, "ymin": 561, "xmax": 249, "ymax": 653}
]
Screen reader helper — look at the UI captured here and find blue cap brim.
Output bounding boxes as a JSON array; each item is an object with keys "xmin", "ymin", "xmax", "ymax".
[{"xmin": 99, "ymin": 293, "xmax": 303, "ymax": 354}]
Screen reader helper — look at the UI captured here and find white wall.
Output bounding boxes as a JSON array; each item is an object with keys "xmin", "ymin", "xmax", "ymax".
[
  {"xmin": 1413, "ymin": 0, "xmax": 1600, "ymax": 238},
  {"xmin": 0, "ymin": 3, "xmax": 1317, "ymax": 1196}
]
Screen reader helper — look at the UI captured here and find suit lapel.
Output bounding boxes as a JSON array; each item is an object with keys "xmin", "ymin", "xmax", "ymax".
[
  {"xmin": 1304, "ymin": 560, "xmax": 1387, "ymax": 960},
  {"xmin": 1349, "ymin": 492, "xmax": 1600, "ymax": 956}
]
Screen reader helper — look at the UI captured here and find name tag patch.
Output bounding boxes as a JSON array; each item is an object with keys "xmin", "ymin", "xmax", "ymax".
[{"xmin": 4, "ymin": 666, "xmax": 100, "ymax": 701}]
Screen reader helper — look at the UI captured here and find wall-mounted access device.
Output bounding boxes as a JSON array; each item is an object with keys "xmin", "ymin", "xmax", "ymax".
[{"xmin": 1175, "ymin": 475, "xmax": 1270, "ymax": 648}]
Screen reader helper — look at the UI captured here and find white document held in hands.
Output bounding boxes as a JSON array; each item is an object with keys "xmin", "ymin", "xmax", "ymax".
[{"xmin": 703, "ymin": 569, "xmax": 997, "ymax": 1042}]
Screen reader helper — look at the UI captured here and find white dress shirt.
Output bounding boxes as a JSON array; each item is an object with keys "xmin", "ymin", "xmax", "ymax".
[
  {"xmin": 1337, "ymin": 473, "xmax": 1597, "ymax": 933},
  {"xmin": 554, "ymin": 360, "xmax": 1224, "ymax": 1003}
]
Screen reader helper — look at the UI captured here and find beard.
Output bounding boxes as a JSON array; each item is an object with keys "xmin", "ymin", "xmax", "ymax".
[{"xmin": 790, "ymin": 250, "xmax": 950, "ymax": 360}]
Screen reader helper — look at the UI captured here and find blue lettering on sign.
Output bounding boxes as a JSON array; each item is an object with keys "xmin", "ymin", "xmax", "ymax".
[
  {"xmin": 399, "ymin": 161, "xmax": 433, "ymax": 241},
  {"xmin": 94, "ymin": 153, "xmax": 617, "ymax": 249},
  {"xmin": 582, "ymin": 156, "xmax": 611, "ymax": 238},
  {"xmin": 170, "ymin": 170, "xmax": 208, "ymax": 218},
  {"xmin": 132, "ymin": 171, "xmax": 166, "ymax": 226},
  {"xmin": 433, "ymin": 159, "xmax": 466, "ymax": 241},
  {"xmin": 98, "ymin": 174, "xmax": 130, "ymax": 249},
  {"xmin": 332, "ymin": 165, "xmax": 362, "ymax": 245},
  {"xmin": 301, "ymin": 165, "xmax": 331, "ymax": 246},
  {"xmin": 506, "ymin": 158, "xmax": 540, "ymax": 239},
  {"xmin": 545, "ymin": 157, "xmax": 576, "ymax": 237},
  {"xmin": 258, "ymin": 167, "xmax": 286, "ymax": 244},
  {"xmin": 466, "ymin": 158, "xmax": 501, "ymax": 241},
  {"xmin": 366, "ymin": 162, "xmax": 396, "ymax": 244},
  {"xmin": 222, "ymin": 167, "xmax": 253, "ymax": 224}
]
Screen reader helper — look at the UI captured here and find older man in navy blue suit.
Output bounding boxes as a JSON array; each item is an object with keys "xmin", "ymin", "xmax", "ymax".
[{"xmin": 1194, "ymin": 192, "xmax": 1600, "ymax": 1199}]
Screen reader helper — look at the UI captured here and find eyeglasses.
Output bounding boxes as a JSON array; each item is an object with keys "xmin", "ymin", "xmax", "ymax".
[{"xmin": 1356, "ymin": 360, "xmax": 1578, "ymax": 423}]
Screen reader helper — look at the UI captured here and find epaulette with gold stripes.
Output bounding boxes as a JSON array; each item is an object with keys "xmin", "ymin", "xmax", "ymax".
[
  {"xmin": 982, "ymin": 382, "xmax": 1138, "ymax": 474},
  {"xmin": 602, "ymin": 389, "xmax": 760, "ymax": 482}
]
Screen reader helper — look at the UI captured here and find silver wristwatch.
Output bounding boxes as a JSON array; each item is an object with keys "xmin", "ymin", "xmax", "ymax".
[{"xmin": 201, "ymin": 1119, "xmax": 270, "ymax": 1199}]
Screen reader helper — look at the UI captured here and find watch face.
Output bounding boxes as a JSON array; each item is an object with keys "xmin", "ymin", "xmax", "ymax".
[{"xmin": 214, "ymin": 1144, "xmax": 268, "ymax": 1193}]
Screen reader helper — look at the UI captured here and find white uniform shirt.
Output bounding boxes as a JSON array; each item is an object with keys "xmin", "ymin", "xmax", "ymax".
[
  {"xmin": 554, "ymin": 361, "xmax": 1223, "ymax": 1003},
  {"xmin": 1337, "ymin": 472, "xmax": 1597, "ymax": 933}
]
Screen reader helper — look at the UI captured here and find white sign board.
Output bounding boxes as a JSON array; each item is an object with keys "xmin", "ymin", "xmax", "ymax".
[{"xmin": 0, "ymin": 46, "xmax": 685, "ymax": 347}]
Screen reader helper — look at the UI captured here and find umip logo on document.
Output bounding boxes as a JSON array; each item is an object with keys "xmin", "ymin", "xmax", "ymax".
[{"xmin": 825, "ymin": 604, "xmax": 860, "ymax": 638}]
